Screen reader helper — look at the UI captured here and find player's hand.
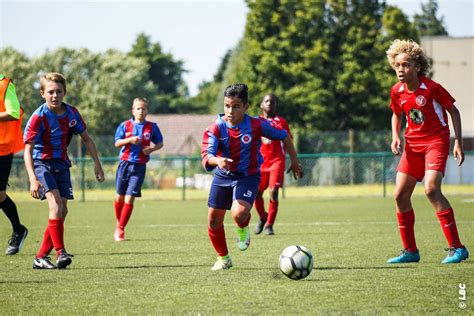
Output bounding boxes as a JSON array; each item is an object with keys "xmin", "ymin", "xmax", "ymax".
[
  {"xmin": 142, "ymin": 146, "xmax": 153, "ymax": 155},
  {"xmin": 95, "ymin": 165, "xmax": 105, "ymax": 182},
  {"xmin": 218, "ymin": 157, "xmax": 233, "ymax": 173},
  {"xmin": 29, "ymin": 179, "xmax": 44, "ymax": 199},
  {"xmin": 391, "ymin": 137, "xmax": 401, "ymax": 155},
  {"xmin": 130, "ymin": 136, "xmax": 141, "ymax": 145},
  {"xmin": 287, "ymin": 161, "xmax": 303, "ymax": 180},
  {"xmin": 453, "ymin": 140, "xmax": 465, "ymax": 166}
]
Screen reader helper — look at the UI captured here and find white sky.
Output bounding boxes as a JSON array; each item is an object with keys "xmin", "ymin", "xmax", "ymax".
[{"xmin": 1, "ymin": 0, "xmax": 473, "ymax": 96}]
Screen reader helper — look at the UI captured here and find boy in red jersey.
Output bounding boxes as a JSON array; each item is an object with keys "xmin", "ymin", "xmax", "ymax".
[
  {"xmin": 386, "ymin": 40, "xmax": 468, "ymax": 264},
  {"xmin": 24, "ymin": 72, "xmax": 105, "ymax": 269},
  {"xmin": 201, "ymin": 84, "xmax": 303, "ymax": 271},
  {"xmin": 254, "ymin": 94, "xmax": 293, "ymax": 235},
  {"xmin": 113, "ymin": 97, "xmax": 163, "ymax": 241}
]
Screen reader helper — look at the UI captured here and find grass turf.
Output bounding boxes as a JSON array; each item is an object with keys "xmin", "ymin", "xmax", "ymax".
[{"xmin": 0, "ymin": 195, "xmax": 472, "ymax": 314}]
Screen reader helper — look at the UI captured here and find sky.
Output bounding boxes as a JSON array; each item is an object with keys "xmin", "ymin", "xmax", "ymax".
[{"xmin": 1, "ymin": 0, "xmax": 473, "ymax": 96}]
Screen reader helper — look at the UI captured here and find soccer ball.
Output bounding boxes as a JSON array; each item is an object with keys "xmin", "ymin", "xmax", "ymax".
[{"xmin": 279, "ymin": 245, "xmax": 313, "ymax": 280}]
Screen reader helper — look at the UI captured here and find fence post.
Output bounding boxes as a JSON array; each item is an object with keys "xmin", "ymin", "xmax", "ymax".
[
  {"xmin": 382, "ymin": 155, "xmax": 386, "ymax": 198},
  {"xmin": 80, "ymin": 157, "xmax": 86, "ymax": 202},
  {"xmin": 182, "ymin": 157, "xmax": 186, "ymax": 201}
]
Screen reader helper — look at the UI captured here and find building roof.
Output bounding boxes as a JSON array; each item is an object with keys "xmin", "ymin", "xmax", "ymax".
[{"xmin": 147, "ymin": 114, "xmax": 217, "ymax": 156}]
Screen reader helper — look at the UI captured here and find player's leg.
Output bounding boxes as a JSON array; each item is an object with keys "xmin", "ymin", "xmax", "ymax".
[
  {"xmin": 56, "ymin": 197, "xmax": 72, "ymax": 269},
  {"xmin": 233, "ymin": 174, "xmax": 259, "ymax": 251},
  {"xmin": 254, "ymin": 171, "xmax": 269, "ymax": 234},
  {"xmin": 264, "ymin": 166, "xmax": 284, "ymax": 235},
  {"xmin": 114, "ymin": 160, "xmax": 129, "ymax": 239},
  {"xmin": 388, "ymin": 146, "xmax": 422, "ymax": 263},
  {"xmin": 207, "ymin": 179, "xmax": 233, "ymax": 270},
  {"xmin": 424, "ymin": 145, "xmax": 468, "ymax": 263},
  {"xmin": 0, "ymin": 154, "xmax": 28, "ymax": 255}
]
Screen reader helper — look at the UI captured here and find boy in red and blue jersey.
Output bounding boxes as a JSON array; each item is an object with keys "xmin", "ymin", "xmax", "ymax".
[
  {"xmin": 113, "ymin": 97, "xmax": 163, "ymax": 241},
  {"xmin": 201, "ymin": 83, "xmax": 303, "ymax": 271},
  {"xmin": 24, "ymin": 72, "xmax": 104, "ymax": 269},
  {"xmin": 254, "ymin": 93, "xmax": 293, "ymax": 235},
  {"xmin": 386, "ymin": 40, "xmax": 468, "ymax": 264}
]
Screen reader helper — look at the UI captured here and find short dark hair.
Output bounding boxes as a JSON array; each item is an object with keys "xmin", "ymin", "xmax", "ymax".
[{"xmin": 224, "ymin": 83, "xmax": 248, "ymax": 104}]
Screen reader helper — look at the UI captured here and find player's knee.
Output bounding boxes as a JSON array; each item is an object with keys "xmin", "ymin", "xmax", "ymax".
[
  {"xmin": 424, "ymin": 185, "xmax": 441, "ymax": 200},
  {"xmin": 394, "ymin": 189, "xmax": 410, "ymax": 203}
]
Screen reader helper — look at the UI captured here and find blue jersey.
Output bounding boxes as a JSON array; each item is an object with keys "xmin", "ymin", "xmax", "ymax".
[
  {"xmin": 201, "ymin": 114, "xmax": 288, "ymax": 178},
  {"xmin": 115, "ymin": 119, "xmax": 163, "ymax": 163},
  {"xmin": 24, "ymin": 103, "xmax": 86, "ymax": 161}
]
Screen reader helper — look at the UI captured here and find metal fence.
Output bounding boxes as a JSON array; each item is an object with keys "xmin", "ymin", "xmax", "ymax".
[{"xmin": 10, "ymin": 151, "xmax": 473, "ymax": 201}]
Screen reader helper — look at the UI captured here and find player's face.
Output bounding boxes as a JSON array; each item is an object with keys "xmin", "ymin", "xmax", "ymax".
[
  {"xmin": 260, "ymin": 95, "xmax": 277, "ymax": 116},
  {"xmin": 393, "ymin": 53, "xmax": 420, "ymax": 84},
  {"xmin": 224, "ymin": 96, "xmax": 248, "ymax": 126},
  {"xmin": 40, "ymin": 81, "xmax": 65, "ymax": 112},
  {"xmin": 132, "ymin": 101, "xmax": 148, "ymax": 122}
]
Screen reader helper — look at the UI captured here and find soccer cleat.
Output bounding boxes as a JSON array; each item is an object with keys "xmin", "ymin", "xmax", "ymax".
[
  {"xmin": 255, "ymin": 218, "xmax": 266, "ymax": 235},
  {"xmin": 236, "ymin": 226, "xmax": 250, "ymax": 251},
  {"xmin": 5, "ymin": 225, "xmax": 28, "ymax": 255},
  {"xmin": 56, "ymin": 250, "xmax": 72, "ymax": 269},
  {"xmin": 114, "ymin": 227, "xmax": 125, "ymax": 242},
  {"xmin": 33, "ymin": 256, "xmax": 57, "ymax": 269},
  {"xmin": 441, "ymin": 247, "xmax": 469, "ymax": 264},
  {"xmin": 264, "ymin": 225, "xmax": 274, "ymax": 235},
  {"xmin": 211, "ymin": 255, "xmax": 233, "ymax": 271},
  {"xmin": 387, "ymin": 249, "xmax": 420, "ymax": 263}
]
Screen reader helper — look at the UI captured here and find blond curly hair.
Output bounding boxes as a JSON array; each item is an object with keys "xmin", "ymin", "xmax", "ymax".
[{"xmin": 386, "ymin": 39, "xmax": 430, "ymax": 77}]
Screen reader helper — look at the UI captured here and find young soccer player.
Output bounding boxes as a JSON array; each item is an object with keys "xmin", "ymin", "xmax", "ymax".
[
  {"xmin": 0, "ymin": 74, "xmax": 28, "ymax": 255},
  {"xmin": 201, "ymin": 83, "xmax": 303, "ymax": 271},
  {"xmin": 386, "ymin": 39, "xmax": 468, "ymax": 264},
  {"xmin": 24, "ymin": 72, "xmax": 105, "ymax": 269},
  {"xmin": 253, "ymin": 93, "xmax": 293, "ymax": 235},
  {"xmin": 113, "ymin": 97, "xmax": 163, "ymax": 241}
]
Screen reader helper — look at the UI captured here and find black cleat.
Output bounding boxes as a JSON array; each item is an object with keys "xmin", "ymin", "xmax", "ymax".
[
  {"xmin": 255, "ymin": 218, "xmax": 266, "ymax": 235},
  {"xmin": 57, "ymin": 250, "xmax": 72, "ymax": 269},
  {"xmin": 33, "ymin": 256, "xmax": 57, "ymax": 269},
  {"xmin": 264, "ymin": 225, "xmax": 274, "ymax": 235},
  {"xmin": 6, "ymin": 225, "xmax": 28, "ymax": 255}
]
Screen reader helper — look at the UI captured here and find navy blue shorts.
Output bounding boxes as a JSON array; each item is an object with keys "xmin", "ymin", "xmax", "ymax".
[
  {"xmin": 208, "ymin": 174, "xmax": 260, "ymax": 210},
  {"xmin": 0, "ymin": 154, "xmax": 13, "ymax": 191},
  {"xmin": 34, "ymin": 159, "xmax": 73, "ymax": 200},
  {"xmin": 115, "ymin": 160, "xmax": 146, "ymax": 197}
]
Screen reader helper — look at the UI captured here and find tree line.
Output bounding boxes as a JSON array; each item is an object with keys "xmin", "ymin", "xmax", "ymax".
[{"xmin": 1, "ymin": 0, "xmax": 447, "ymax": 136}]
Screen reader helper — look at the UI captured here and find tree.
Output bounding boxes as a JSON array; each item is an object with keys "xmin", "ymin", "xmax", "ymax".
[{"xmin": 413, "ymin": 0, "xmax": 448, "ymax": 36}]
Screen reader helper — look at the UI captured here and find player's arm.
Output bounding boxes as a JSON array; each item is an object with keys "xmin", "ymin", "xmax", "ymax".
[
  {"xmin": 115, "ymin": 136, "xmax": 141, "ymax": 148},
  {"xmin": 447, "ymin": 105, "xmax": 464, "ymax": 166},
  {"xmin": 282, "ymin": 135, "xmax": 303, "ymax": 179},
  {"xmin": 79, "ymin": 130, "xmax": 105, "ymax": 182},
  {"xmin": 24, "ymin": 143, "xmax": 43, "ymax": 199},
  {"xmin": 142, "ymin": 124, "xmax": 164, "ymax": 155},
  {"xmin": 142, "ymin": 142, "xmax": 163, "ymax": 155},
  {"xmin": 0, "ymin": 82, "xmax": 21, "ymax": 121},
  {"xmin": 391, "ymin": 112, "xmax": 402, "ymax": 155}
]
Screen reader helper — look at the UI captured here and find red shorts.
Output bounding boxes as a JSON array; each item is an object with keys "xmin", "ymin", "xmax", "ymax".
[
  {"xmin": 397, "ymin": 140, "xmax": 449, "ymax": 181},
  {"xmin": 259, "ymin": 161, "xmax": 285, "ymax": 190}
]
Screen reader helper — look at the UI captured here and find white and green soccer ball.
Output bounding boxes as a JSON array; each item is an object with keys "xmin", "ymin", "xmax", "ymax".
[{"xmin": 279, "ymin": 245, "xmax": 313, "ymax": 280}]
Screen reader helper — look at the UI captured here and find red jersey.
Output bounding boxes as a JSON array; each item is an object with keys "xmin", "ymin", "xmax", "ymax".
[
  {"xmin": 390, "ymin": 77, "xmax": 455, "ymax": 144},
  {"xmin": 259, "ymin": 115, "xmax": 292, "ymax": 170}
]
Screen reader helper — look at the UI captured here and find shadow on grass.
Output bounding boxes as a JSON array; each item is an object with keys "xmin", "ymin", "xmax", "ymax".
[
  {"xmin": 0, "ymin": 280, "xmax": 53, "ymax": 284},
  {"xmin": 316, "ymin": 266, "xmax": 416, "ymax": 270},
  {"xmin": 76, "ymin": 251, "xmax": 170, "ymax": 256},
  {"xmin": 78, "ymin": 264, "xmax": 209, "ymax": 270}
]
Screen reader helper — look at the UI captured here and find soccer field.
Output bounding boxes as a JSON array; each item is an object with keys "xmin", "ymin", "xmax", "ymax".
[{"xmin": 0, "ymin": 195, "xmax": 472, "ymax": 314}]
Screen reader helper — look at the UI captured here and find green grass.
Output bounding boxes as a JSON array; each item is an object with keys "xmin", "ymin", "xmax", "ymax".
[{"xmin": 0, "ymin": 194, "xmax": 473, "ymax": 314}]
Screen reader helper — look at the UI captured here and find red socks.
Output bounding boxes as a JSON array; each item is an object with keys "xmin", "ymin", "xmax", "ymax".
[
  {"xmin": 436, "ymin": 208, "xmax": 463, "ymax": 248},
  {"xmin": 396, "ymin": 210, "xmax": 417, "ymax": 252},
  {"xmin": 118, "ymin": 203, "xmax": 134, "ymax": 229},
  {"xmin": 114, "ymin": 200, "xmax": 124, "ymax": 223},
  {"xmin": 37, "ymin": 227, "xmax": 54, "ymax": 258},
  {"xmin": 254, "ymin": 193, "xmax": 267, "ymax": 220},
  {"xmin": 267, "ymin": 201, "xmax": 279, "ymax": 225},
  {"xmin": 208, "ymin": 226, "xmax": 228, "ymax": 257}
]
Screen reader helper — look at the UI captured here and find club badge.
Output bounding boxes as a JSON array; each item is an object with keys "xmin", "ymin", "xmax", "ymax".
[
  {"xmin": 408, "ymin": 108, "xmax": 425, "ymax": 124},
  {"xmin": 416, "ymin": 95, "xmax": 426, "ymax": 106},
  {"xmin": 241, "ymin": 134, "xmax": 252, "ymax": 144}
]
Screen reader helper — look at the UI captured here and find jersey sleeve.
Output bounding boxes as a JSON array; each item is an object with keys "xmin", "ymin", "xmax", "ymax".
[
  {"xmin": 114, "ymin": 122, "xmax": 126, "ymax": 142},
  {"xmin": 23, "ymin": 114, "xmax": 43, "ymax": 144},
  {"xmin": 151, "ymin": 123, "xmax": 163, "ymax": 144},
  {"xmin": 261, "ymin": 119, "xmax": 288, "ymax": 140},
  {"xmin": 4, "ymin": 82, "xmax": 21, "ymax": 120},
  {"xmin": 70, "ymin": 107, "xmax": 87, "ymax": 135},
  {"xmin": 201, "ymin": 124, "xmax": 220, "ymax": 172},
  {"xmin": 389, "ymin": 87, "xmax": 402, "ymax": 116},
  {"xmin": 433, "ymin": 82, "xmax": 456, "ymax": 110}
]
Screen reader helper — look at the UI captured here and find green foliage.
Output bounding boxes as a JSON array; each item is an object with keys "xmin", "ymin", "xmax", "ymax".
[{"xmin": 414, "ymin": 0, "xmax": 448, "ymax": 36}]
